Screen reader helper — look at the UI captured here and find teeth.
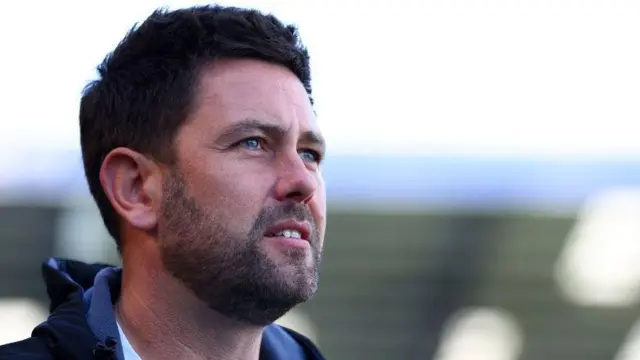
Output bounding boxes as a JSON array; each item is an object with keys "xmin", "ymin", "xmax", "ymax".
[{"xmin": 276, "ymin": 229, "xmax": 302, "ymax": 239}]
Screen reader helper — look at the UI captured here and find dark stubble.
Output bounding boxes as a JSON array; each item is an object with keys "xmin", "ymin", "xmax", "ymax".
[{"xmin": 159, "ymin": 170, "xmax": 322, "ymax": 326}]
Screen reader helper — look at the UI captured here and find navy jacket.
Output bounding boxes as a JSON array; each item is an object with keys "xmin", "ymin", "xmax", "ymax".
[{"xmin": 0, "ymin": 258, "xmax": 325, "ymax": 360}]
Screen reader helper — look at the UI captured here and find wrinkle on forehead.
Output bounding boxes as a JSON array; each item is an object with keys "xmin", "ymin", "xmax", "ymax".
[{"xmin": 189, "ymin": 59, "xmax": 319, "ymax": 136}]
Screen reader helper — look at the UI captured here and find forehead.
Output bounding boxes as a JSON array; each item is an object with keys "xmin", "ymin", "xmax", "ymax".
[{"xmin": 190, "ymin": 59, "xmax": 318, "ymax": 134}]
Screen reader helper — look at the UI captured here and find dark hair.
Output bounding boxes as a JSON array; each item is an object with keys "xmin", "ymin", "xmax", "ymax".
[{"xmin": 79, "ymin": 5, "xmax": 313, "ymax": 250}]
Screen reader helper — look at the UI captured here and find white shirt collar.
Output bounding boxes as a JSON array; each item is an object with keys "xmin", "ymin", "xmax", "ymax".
[{"xmin": 117, "ymin": 320, "xmax": 143, "ymax": 360}]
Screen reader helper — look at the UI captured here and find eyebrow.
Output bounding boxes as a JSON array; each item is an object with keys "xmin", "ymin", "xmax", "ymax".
[{"xmin": 218, "ymin": 118, "xmax": 326, "ymax": 152}]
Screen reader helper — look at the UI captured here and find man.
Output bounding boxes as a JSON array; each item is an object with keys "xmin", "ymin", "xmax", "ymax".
[{"xmin": 0, "ymin": 4, "xmax": 326, "ymax": 360}]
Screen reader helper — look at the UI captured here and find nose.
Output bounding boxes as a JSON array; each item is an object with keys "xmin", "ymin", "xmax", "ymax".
[{"xmin": 273, "ymin": 152, "xmax": 317, "ymax": 204}]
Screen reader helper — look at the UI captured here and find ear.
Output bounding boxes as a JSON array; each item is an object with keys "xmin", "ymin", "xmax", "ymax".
[{"xmin": 99, "ymin": 147, "xmax": 162, "ymax": 233}]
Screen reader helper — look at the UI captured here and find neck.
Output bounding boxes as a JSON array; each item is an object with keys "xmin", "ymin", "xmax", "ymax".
[{"xmin": 116, "ymin": 241, "xmax": 264, "ymax": 360}]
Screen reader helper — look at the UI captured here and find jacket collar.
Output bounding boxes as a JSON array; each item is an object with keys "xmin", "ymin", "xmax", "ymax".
[{"xmin": 34, "ymin": 258, "xmax": 316, "ymax": 360}]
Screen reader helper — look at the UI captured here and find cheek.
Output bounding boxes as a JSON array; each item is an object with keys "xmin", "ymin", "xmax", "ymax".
[
  {"xmin": 311, "ymin": 180, "xmax": 327, "ymax": 232},
  {"xmin": 195, "ymin": 168, "xmax": 273, "ymax": 226}
]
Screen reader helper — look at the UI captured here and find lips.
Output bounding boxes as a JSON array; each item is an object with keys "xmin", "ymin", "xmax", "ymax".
[{"xmin": 264, "ymin": 219, "xmax": 311, "ymax": 241}]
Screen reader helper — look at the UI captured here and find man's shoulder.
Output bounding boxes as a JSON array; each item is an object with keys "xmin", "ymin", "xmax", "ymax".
[{"xmin": 0, "ymin": 337, "xmax": 54, "ymax": 360}]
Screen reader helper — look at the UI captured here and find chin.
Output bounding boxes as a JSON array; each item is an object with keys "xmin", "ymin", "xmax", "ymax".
[
  {"xmin": 285, "ymin": 273, "xmax": 319, "ymax": 301},
  {"xmin": 225, "ymin": 279, "xmax": 317, "ymax": 326}
]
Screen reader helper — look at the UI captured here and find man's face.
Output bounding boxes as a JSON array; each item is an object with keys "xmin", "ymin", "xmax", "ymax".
[{"xmin": 158, "ymin": 59, "xmax": 326, "ymax": 325}]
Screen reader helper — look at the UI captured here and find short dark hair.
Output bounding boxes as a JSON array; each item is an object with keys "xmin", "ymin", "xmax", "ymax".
[{"xmin": 79, "ymin": 5, "xmax": 313, "ymax": 250}]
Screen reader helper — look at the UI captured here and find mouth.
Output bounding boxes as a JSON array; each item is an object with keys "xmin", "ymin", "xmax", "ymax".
[{"xmin": 264, "ymin": 219, "xmax": 311, "ymax": 242}]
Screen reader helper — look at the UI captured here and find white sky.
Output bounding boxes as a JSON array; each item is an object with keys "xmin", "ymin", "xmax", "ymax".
[{"xmin": 1, "ymin": 0, "xmax": 639, "ymax": 158}]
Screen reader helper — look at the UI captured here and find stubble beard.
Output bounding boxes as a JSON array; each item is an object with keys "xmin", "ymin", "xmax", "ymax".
[{"xmin": 158, "ymin": 170, "xmax": 322, "ymax": 326}]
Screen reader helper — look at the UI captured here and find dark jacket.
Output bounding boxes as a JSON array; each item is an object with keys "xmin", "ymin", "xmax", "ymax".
[{"xmin": 0, "ymin": 258, "xmax": 325, "ymax": 360}]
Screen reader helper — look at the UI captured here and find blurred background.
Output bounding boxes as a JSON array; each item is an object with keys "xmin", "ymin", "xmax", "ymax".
[{"xmin": 1, "ymin": 0, "xmax": 640, "ymax": 359}]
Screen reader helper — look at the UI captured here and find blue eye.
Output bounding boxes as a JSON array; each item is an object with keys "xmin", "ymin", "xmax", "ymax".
[
  {"xmin": 299, "ymin": 149, "xmax": 321, "ymax": 163},
  {"xmin": 240, "ymin": 137, "xmax": 263, "ymax": 150}
]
